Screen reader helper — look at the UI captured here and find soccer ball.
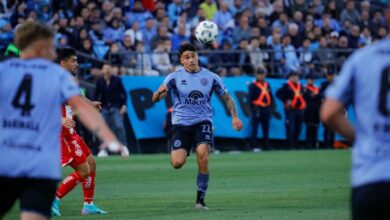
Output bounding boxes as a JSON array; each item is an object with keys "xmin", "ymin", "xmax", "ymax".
[{"xmin": 195, "ymin": 20, "xmax": 218, "ymax": 44}]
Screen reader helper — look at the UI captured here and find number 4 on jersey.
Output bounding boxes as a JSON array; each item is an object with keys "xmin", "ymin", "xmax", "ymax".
[{"xmin": 12, "ymin": 74, "xmax": 35, "ymax": 116}]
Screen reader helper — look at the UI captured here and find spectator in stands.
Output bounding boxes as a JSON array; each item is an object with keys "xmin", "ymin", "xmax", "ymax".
[
  {"xmin": 340, "ymin": 0, "xmax": 360, "ymax": 25},
  {"xmin": 173, "ymin": 11, "xmax": 191, "ymax": 36},
  {"xmin": 292, "ymin": 11, "xmax": 305, "ymax": 34},
  {"xmin": 141, "ymin": 18, "xmax": 157, "ymax": 51},
  {"xmin": 191, "ymin": 7, "xmax": 206, "ymax": 28},
  {"xmin": 359, "ymin": 10, "xmax": 370, "ymax": 30},
  {"xmin": 135, "ymin": 42, "xmax": 159, "ymax": 76},
  {"xmin": 167, "ymin": 0, "xmax": 183, "ymax": 27},
  {"xmin": 103, "ymin": 18, "xmax": 125, "ymax": 44},
  {"xmin": 255, "ymin": 0, "xmax": 273, "ymax": 17},
  {"xmin": 95, "ymin": 64, "xmax": 128, "ymax": 148},
  {"xmin": 277, "ymin": 72, "xmax": 307, "ymax": 149},
  {"xmin": 150, "ymin": 26, "xmax": 170, "ymax": 50},
  {"xmin": 288, "ymin": 23, "xmax": 303, "ymax": 49},
  {"xmin": 272, "ymin": 13, "xmax": 289, "ymax": 36},
  {"xmin": 0, "ymin": 22, "xmax": 13, "ymax": 46},
  {"xmin": 229, "ymin": 0, "xmax": 246, "ymax": 16},
  {"xmin": 298, "ymin": 38, "xmax": 314, "ymax": 76},
  {"xmin": 171, "ymin": 25, "xmax": 190, "ymax": 52},
  {"xmin": 313, "ymin": 36, "xmax": 335, "ymax": 66},
  {"xmin": 370, "ymin": 10, "xmax": 386, "ymax": 36},
  {"xmin": 328, "ymin": 31, "xmax": 339, "ymax": 49},
  {"xmin": 282, "ymin": 35, "xmax": 300, "ymax": 76},
  {"xmin": 257, "ymin": 17, "xmax": 271, "ymax": 37},
  {"xmin": 10, "ymin": 2, "xmax": 27, "ymax": 27},
  {"xmin": 339, "ymin": 19, "xmax": 352, "ymax": 36},
  {"xmin": 199, "ymin": 0, "xmax": 217, "ymax": 20},
  {"xmin": 124, "ymin": 21, "xmax": 143, "ymax": 46},
  {"xmin": 89, "ymin": 19, "xmax": 105, "ymax": 45},
  {"xmin": 248, "ymin": 37, "xmax": 265, "ymax": 72},
  {"xmin": 125, "ymin": 0, "xmax": 152, "ymax": 29},
  {"xmin": 377, "ymin": 26, "xmax": 388, "ymax": 40},
  {"xmin": 232, "ymin": 14, "xmax": 251, "ymax": 45},
  {"xmin": 104, "ymin": 43, "xmax": 122, "ymax": 66},
  {"xmin": 213, "ymin": 2, "xmax": 232, "ymax": 31},
  {"xmin": 348, "ymin": 25, "xmax": 361, "ymax": 48},
  {"xmin": 152, "ymin": 40, "xmax": 174, "ymax": 75},
  {"xmin": 235, "ymin": 38, "xmax": 253, "ymax": 75},
  {"xmin": 269, "ymin": 1, "xmax": 284, "ymax": 23},
  {"xmin": 336, "ymin": 35, "xmax": 351, "ymax": 65},
  {"xmin": 289, "ymin": 0, "xmax": 308, "ymax": 15}
]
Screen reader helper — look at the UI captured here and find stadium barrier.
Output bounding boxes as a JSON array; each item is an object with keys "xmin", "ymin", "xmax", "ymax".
[{"xmin": 121, "ymin": 76, "xmax": 355, "ymax": 141}]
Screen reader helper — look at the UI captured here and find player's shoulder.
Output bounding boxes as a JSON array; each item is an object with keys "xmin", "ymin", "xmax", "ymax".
[
  {"xmin": 200, "ymin": 67, "xmax": 220, "ymax": 79},
  {"xmin": 350, "ymin": 39, "xmax": 390, "ymax": 63}
]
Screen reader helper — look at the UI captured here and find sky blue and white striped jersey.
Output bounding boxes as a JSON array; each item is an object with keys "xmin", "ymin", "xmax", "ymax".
[
  {"xmin": 163, "ymin": 67, "xmax": 228, "ymax": 126},
  {"xmin": 0, "ymin": 58, "xmax": 80, "ymax": 180},
  {"xmin": 326, "ymin": 39, "xmax": 390, "ymax": 187}
]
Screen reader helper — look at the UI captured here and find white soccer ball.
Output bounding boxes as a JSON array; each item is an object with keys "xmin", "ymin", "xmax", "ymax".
[{"xmin": 195, "ymin": 20, "xmax": 218, "ymax": 44}]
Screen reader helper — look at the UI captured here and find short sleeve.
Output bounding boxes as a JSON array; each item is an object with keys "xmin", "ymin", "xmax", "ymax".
[
  {"xmin": 162, "ymin": 72, "xmax": 175, "ymax": 90},
  {"xmin": 59, "ymin": 69, "xmax": 80, "ymax": 103},
  {"xmin": 212, "ymin": 74, "xmax": 228, "ymax": 96},
  {"xmin": 325, "ymin": 56, "xmax": 355, "ymax": 107}
]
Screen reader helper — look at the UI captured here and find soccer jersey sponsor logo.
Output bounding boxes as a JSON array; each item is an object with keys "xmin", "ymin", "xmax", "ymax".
[
  {"xmin": 185, "ymin": 90, "xmax": 206, "ymax": 105},
  {"xmin": 181, "ymin": 80, "xmax": 187, "ymax": 85}
]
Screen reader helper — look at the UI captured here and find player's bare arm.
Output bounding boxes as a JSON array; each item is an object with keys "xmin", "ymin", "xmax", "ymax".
[
  {"xmin": 67, "ymin": 95, "xmax": 122, "ymax": 151},
  {"xmin": 152, "ymin": 85, "xmax": 168, "ymax": 102},
  {"xmin": 222, "ymin": 93, "xmax": 243, "ymax": 131},
  {"xmin": 320, "ymin": 98, "xmax": 355, "ymax": 143}
]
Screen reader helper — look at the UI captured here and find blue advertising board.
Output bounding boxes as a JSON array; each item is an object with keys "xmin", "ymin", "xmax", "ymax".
[{"xmin": 121, "ymin": 76, "xmax": 354, "ymax": 140}]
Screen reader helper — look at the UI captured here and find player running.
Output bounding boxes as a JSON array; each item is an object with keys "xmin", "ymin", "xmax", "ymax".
[
  {"xmin": 0, "ymin": 21, "xmax": 122, "ymax": 220},
  {"xmin": 152, "ymin": 44, "xmax": 243, "ymax": 210},
  {"xmin": 321, "ymin": 4, "xmax": 390, "ymax": 219},
  {"xmin": 51, "ymin": 48, "xmax": 129, "ymax": 216}
]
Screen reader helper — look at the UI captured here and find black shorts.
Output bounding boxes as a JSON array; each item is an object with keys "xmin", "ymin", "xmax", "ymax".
[
  {"xmin": 171, "ymin": 121, "xmax": 213, "ymax": 153},
  {"xmin": 0, "ymin": 177, "xmax": 58, "ymax": 218},
  {"xmin": 352, "ymin": 181, "xmax": 390, "ymax": 220}
]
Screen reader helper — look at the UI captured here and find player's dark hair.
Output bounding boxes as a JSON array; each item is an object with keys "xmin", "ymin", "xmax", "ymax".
[
  {"xmin": 55, "ymin": 47, "xmax": 76, "ymax": 63},
  {"xmin": 14, "ymin": 21, "xmax": 54, "ymax": 51},
  {"xmin": 178, "ymin": 43, "xmax": 197, "ymax": 59}
]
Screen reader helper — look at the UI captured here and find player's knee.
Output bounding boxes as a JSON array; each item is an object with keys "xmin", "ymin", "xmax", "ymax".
[
  {"xmin": 171, "ymin": 159, "xmax": 185, "ymax": 169},
  {"xmin": 197, "ymin": 154, "xmax": 208, "ymax": 165},
  {"xmin": 78, "ymin": 166, "xmax": 90, "ymax": 179}
]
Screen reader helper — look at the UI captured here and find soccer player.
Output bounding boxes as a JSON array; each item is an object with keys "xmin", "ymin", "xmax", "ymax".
[
  {"xmin": 152, "ymin": 44, "xmax": 243, "ymax": 210},
  {"xmin": 0, "ymin": 21, "xmax": 122, "ymax": 220},
  {"xmin": 321, "ymin": 5, "xmax": 390, "ymax": 219},
  {"xmin": 51, "ymin": 48, "xmax": 123, "ymax": 216}
]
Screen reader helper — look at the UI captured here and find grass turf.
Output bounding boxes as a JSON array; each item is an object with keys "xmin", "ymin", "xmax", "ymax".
[{"xmin": 6, "ymin": 150, "xmax": 351, "ymax": 220}]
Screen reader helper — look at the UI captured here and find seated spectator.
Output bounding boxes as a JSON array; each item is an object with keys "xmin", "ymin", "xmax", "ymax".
[
  {"xmin": 150, "ymin": 26, "xmax": 170, "ymax": 50},
  {"xmin": 292, "ymin": 11, "xmax": 305, "ymax": 34},
  {"xmin": 289, "ymin": 0, "xmax": 308, "ymax": 15},
  {"xmin": 255, "ymin": 0, "xmax": 273, "ymax": 17},
  {"xmin": 281, "ymin": 35, "xmax": 300, "ymax": 75},
  {"xmin": 348, "ymin": 25, "xmax": 360, "ymax": 48},
  {"xmin": 103, "ymin": 18, "xmax": 125, "ymax": 44},
  {"xmin": 213, "ymin": 2, "xmax": 232, "ymax": 31},
  {"xmin": 141, "ymin": 18, "xmax": 157, "ymax": 51},
  {"xmin": 313, "ymin": 36, "xmax": 335, "ymax": 66},
  {"xmin": 152, "ymin": 40, "xmax": 174, "ymax": 75},
  {"xmin": 173, "ymin": 11, "xmax": 191, "ymax": 36},
  {"xmin": 288, "ymin": 23, "xmax": 303, "ymax": 49},
  {"xmin": 272, "ymin": 13, "xmax": 289, "ymax": 36},
  {"xmin": 232, "ymin": 14, "xmax": 251, "ymax": 45},
  {"xmin": 359, "ymin": 10, "xmax": 370, "ymax": 30},
  {"xmin": 104, "ymin": 43, "xmax": 122, "ymax": 66},
  {"xmin": 340, "ymin": 0, "xmax": 360, "ymax": 25},
  {"xmin": 257, "ymin": 17, "xmax": 271, "ymax": 37},
  {"xmin": 125, "ymin": 0, "xmax": 153, "ymax": 29},
  {"xmin": 119, "ymin": 34, "xmax": 136, "ymax": 68},
  {"xmin": 328, "ymin": 31, "xmax": 339, "ymax": 48},
  {"xmin": 247, "ymin": 37, "xmax": 265, "ymax": 72},
  {"xmin": 376, "ymin": 26, "xmax": 388, "ymax": 41},
  {"xmin": 167, "ymin": 0, "xmax": 183, "ymax": 27},
  {"xmin": 229, "ymin": 0, "xmax": 247, "ymax": 16},
  {"xmin": 336, "ymin": 36, "xmax": 351, "ymax": 64},
  {"xmin": 298, "ymin": 38, "xmax": 314, "ymax": 75},
  {"xmin": 235, "ymin": 38, "xmax": 254, "ymax": 74},
  {"xmin": 89, "ymin": 19, "xmax": 105, "ymax": 45},
  {"xmin": 171, "ymin": 25, "xmax": 189, "ymax": 51},
  {"xmin": 199, "ymin": 0, "xmax": 217, "ymax": 20},
  {"xmin": 124, "ymin": 21, "xmax": 143, "ymax": 46},
  {"xmin": 135, "ymin": 42, "xmax": 159, "ymax": 76},
  {"xmin": 370, "ymin": 10, "xmax": 386, "ymax": 36}
]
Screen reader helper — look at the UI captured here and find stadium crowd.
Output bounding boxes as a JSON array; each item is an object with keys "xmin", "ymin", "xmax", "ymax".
[{"xmin": 0, "ymin": 0, "xmax": 389, "ymax": 78}]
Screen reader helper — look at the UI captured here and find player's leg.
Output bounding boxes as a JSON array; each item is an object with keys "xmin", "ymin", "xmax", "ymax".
[
  {"xmin": 20, "ymin": 178, "xmax": 57, "ymax": 220},
  {"xmin": 170, "ymin": 125, "xmax": 192, "ymax": 169},
  {"xmin": 195, "ymin": 143, "xmax": 211, "ymax": 210}
]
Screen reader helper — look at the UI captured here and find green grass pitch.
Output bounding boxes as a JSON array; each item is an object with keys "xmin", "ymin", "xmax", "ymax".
[{"xmin": 6, "ymin": 150, "xmax": 351, "ymax": 220}]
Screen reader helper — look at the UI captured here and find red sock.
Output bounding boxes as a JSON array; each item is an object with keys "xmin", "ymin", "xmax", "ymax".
[
  {"xmin": 82, "ymin": 171, "xmax": 95, "ymax": 203},
  {"xmin": 56, "ymin": 172, "xmax": 84, "ymax": 199}
]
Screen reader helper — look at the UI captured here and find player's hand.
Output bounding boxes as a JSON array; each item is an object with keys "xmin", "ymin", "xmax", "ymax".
[
  {"xmin": 157, "ymin": 85, "xmax": 168, "ymax": 96},
  {"xmin": 120, "ymin": 105, "xmax": 127, "ymax": 115},
  {"xmin": 120, "ymin": 145, "xmax": 130, "ymax": 158},
  {"xmin": 91, "ymin": 101, "xmax": 102, "ymax": 111},
  {"xmin": 62, "ymin": 117, "xmax": 75, "ymax": 129},
  {"xmin": 232, "ymin": 117, "xmax": 243, "ymax": 131}
]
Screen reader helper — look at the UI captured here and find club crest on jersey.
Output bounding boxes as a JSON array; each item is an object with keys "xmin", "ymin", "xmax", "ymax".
[
  {"xmin": 200, "ymin": 78, "xmax": 209, "ymax": 86},
  {"xmin": 185, "ymin": 90, "xmax": 206, "ymax": 105}
]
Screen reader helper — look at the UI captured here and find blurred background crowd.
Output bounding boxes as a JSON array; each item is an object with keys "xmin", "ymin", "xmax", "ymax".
[{"xmin": 1, "ymin": 0, "xmax": 389, "ymax": 80}]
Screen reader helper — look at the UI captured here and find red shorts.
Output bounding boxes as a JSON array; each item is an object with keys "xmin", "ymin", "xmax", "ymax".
[{"xmin": 61, "ymin": 133, "xmax": 91, "ymax": 168}]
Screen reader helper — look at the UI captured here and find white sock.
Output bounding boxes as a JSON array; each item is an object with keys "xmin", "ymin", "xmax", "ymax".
[{"xmin": 84, "ymin": 202, "xmax": 93, "ymax": 206}]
